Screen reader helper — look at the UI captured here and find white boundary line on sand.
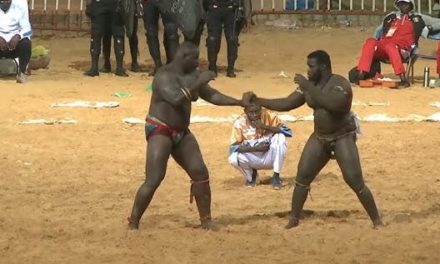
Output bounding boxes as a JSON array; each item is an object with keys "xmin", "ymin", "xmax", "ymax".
[
  {"xmin": 17, "ymin": 113, "xmax": 440, "ymax": 125},
  {"xmin": 122, "ymin": 113, "xmax": 440, "ymax": 125}
]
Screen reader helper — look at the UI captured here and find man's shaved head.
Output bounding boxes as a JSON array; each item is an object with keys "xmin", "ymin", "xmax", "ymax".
[
  {"xmin": 175, "ymin": 41, "xmax": 200, "ymax": 73},
  {"xmin": 176, "ymin": 42, "xmax": 199, "ymax": 59}
]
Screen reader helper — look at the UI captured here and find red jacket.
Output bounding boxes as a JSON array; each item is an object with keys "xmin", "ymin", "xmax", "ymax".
[{"xmin": 381, "ymin": 14, "xmax": 415, "ymax": 51}]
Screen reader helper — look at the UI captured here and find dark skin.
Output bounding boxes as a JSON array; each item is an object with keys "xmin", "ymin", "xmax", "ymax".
[
  {"xmin": 235, "ymin": 105, "xmax": 282, "ymax": 153},
  {"xmin": 128, "ymin": 42, "xmax": 243, "ymax": 230},
  {"xmin": 0, "ymin": 0, "xmax": 21, "ymax": 51},
  {"xmin": 243, "ymin": 56, "xmax": 383, "ymax": 229},
  {"xmin": 396, "ymin": 2, "xmax": 412, "ymax": 15}
]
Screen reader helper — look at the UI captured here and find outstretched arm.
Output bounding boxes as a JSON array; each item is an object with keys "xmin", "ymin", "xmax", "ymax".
[
  {"xmin": 245, "ymin": 90, "xmax": 306, "ymax": 112},
  {"xmin": 199, "ymin": 84, "xmax": 243, "ymax": 106},
  {"xmin": 295, "ymin": 74, "xmax": 352, "ymax": 113}
]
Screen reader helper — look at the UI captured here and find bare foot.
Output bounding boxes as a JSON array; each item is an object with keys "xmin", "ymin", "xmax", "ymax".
[
  {"xmin": 201, "ymin": 219, "xmax": 219, "ymax": 231},
  {"xmin": 373, "ymin": 219, "xmax": 385, "ymax": 229},
  {"xmin": 285, "ymin": 216, "xmax": 299, "ymax": 229},
  {"xmin": 127, "ymin": 217, "xmax": 139, "ymax": 230}
]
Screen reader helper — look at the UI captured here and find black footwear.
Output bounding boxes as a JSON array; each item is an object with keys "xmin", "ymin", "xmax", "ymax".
[
  {"xmin": 130, "ymin": 63, "xmax": 140, "ymax": 72},
  {"xmin": 271, "ymin": 176, "xmax": 283, "ymax": 190},
  {"xmin": 149, "ymin": 66, "xmax": 161, "ymax": 76},
  {"xmin": 398, "ymin": 74, "xmax": 410, "ymax": 88},
  {"xmin": 85, "ymin": 54, "xmax": 99, "ymax": 77},
  {"xmin": 115, "ymin": 68, "xmax": 129, "ymax": 77},
  {"xmin": 84, "ymin": 68, "xmax": 99, "ymax": 77},
  {"xmin": 208, "ymin": 65, "xmax": 218, "ymax": 77},
  {"xmin": 226, "ymin": 69, "xmax": 236, "ymax": 78},
  {"xmin": 398, "ymin": 81, "xmax": 410, "ymax": 89},
  {"xmin": 245, "ymin": 169, "xmax": 258, "ymax": 187},
  {"xmin": 251, "ymin": 169, "xmax": 258, "ymax": 183},
  {"xmin": 100, "ymin": 66, "xmax": 111, "ymax": 73},
  {"xmin": 245, "ymin": 180, "xmax": 256, "ymax": 188}
]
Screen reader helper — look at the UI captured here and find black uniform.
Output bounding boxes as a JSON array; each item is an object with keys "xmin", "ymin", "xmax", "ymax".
[
  {"xmin": 183, "ymin": 0, "xmax": 207, "ymax": 47},
  {"xmin": 205, "ymin": 0, "xmax": 243, "ymax": 77},
  {"xmin": 142, "ymin": 0, "xmax": 179, "ymax": 75},
  {"xmin": 85, "ymin": 0, "xmax": 127, "ymax": 76},
  {"xmin": 102, "ymin": 0, "xmax": 143, "ymax": 72}
]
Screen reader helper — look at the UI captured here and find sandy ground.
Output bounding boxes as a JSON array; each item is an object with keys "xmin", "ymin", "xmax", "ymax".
[{"xmin": 1, "ymin": 26, "xmax": 440, "ymax": 264}]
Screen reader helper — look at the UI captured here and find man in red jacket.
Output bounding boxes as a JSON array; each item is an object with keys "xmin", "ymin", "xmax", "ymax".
[{"xmin": 355, "ymin": 0, "xmax": 425, "ymax": 87}]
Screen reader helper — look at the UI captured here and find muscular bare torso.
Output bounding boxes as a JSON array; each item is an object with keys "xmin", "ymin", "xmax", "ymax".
[
  {"xmin": 147, "ymin": 66, "xmax": 201, "ymax": 130},
  {"xmin": 303, "ymin": 74, "xmax": 353, "ymax": 135}
]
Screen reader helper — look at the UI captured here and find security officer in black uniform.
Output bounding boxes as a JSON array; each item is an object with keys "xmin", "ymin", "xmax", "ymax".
[
  {"xmin": 205, "ymin": 0, "xmax": 243, "ymax": 78},
  {"xmin": 183, "ymin": 0, "xmax": 207, "ymax": 47},
  {"xmin": 142, "ymin": 0, "xmax": 179, "ymax": 76},
  {"xmin": 101, "ymin": 0, "xmax": 143, "ymax": 73},
  {"xmin": 85, "ymin": 0, "xmax": 128, "ymax": 77}
]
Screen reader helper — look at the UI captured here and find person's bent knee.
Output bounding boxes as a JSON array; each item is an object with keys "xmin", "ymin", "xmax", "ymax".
[
  {"xmin": 227, "ymin": 36, "xmax": 238, "ymax": 45},
  {"xmin": 18, "ymin": 38, "xmax": 31, "ymax": 46},
  {"xmin": 187, "ymin": 165, "xmax": 209, "ymax": 181},
  {"xmin": 383, "ymin": 43, "xmax": 400, "ymax": 53},
  {"xmin": 146, "ymin": 27, "xmax": 159, "ymax": 39},
  {"xmin": 145, "ymin": 172, "xmax": 166, "ymax": 189},
  {"xmin": 294, "ymin": 179, "xmax": 310, "ymax": 190},
  {"xmin": 295, "ymin": 171, "xmax": 314, "ymax": 186},
  {"xmin": 271, "ymin": 133, "xmax": 286, "ymax": 146},
  {"xmin": 228, "ymin": 153, "xmax": 239, "ymax": 167},
  {"xmin": 165, "ymin": 33, "xmax": 179, "ymax": 43},
  {"xmin": 164, "ymin": 23, "xmax": 178, "ymax": 35},
  {"xmin": 207, "ymin": 35, "xmax": 219, "ymax": 43},
  {"xmin": 16, "ymin": 38, "xmax": 31, "ymax": 51}
]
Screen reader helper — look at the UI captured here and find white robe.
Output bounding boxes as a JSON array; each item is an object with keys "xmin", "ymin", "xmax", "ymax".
[{"xmin": 228, "ymin": 133, "xmax": 287, "ymax": 182}]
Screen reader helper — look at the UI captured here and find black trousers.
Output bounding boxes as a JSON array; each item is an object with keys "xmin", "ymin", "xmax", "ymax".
[
  {"xmin": 0, "ymin": 38, "xmax": 31, "ymax": 73},
  {"xmin": 89, "ymin": 0, "xmax": 125, "ymax": 56},
  {"xmin": 102, "ymin": 15, "xmax": 139, "ymax": 65},
  {"xmin": 206, "ymin": 5, "xmax": 239, "ymax": 70},
  {"xmin": 184, "ymin": 19, "xmax": 205, "ymax": 47},
  {"xmin": 142, "ymin": 0, "xmax": 179, "ymax": 65},
  {"xmin": 87, "ymin": 0, "xmax": 125, "ymax": 72}
]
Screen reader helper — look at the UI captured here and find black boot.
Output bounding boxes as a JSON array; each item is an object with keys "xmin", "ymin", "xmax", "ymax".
[
  {"xmin": 226, "ymin": 36, "xmax": 238, "ymax": 78},
  {"xmin": 85, "ymin": 35, "xmax": 101, "ymax": 77},
  {"xmin": 399, "ymin": 73, "xmax": 410, "ymax": 88},
  {"xmin": 129, "ymin": 33, "xmax": 140, "ymax": 72},
  {"xmin": 285, "ymin": 183, "xmax": 309, "ymax": 229},
  {"xmin": 101, "ymin": 33, "xmax": 112, "ymax": 73},
  {"xmin": 114, "ymin": 37, "xmax": 128, "ymax": 77},
  {"xmin": 163, "ymin": 29, "xmax": 179, "ymax": 64},
  {"xmin": 226, "ymin": 66, "xmax": 236, "ymax": 78},
  {"xmin": 207, "ymin": 35, "xmax": 220, "ymax": 76},
  {"xmin": 146, "ymin": 34, "xmax": 162, "ymax": 76}
]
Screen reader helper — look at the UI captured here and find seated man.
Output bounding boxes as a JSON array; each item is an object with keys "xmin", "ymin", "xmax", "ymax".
[
  {"xmin": 353, "ymin": 0, "xmax": 424, "ymax": 87},
  {"xmin": 0, "ymin": 0, "xmax": 32, "ymax": 83},
  {"xmin": 228, "ymin": 103, "xmax": 292, "ymax": 190}
]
